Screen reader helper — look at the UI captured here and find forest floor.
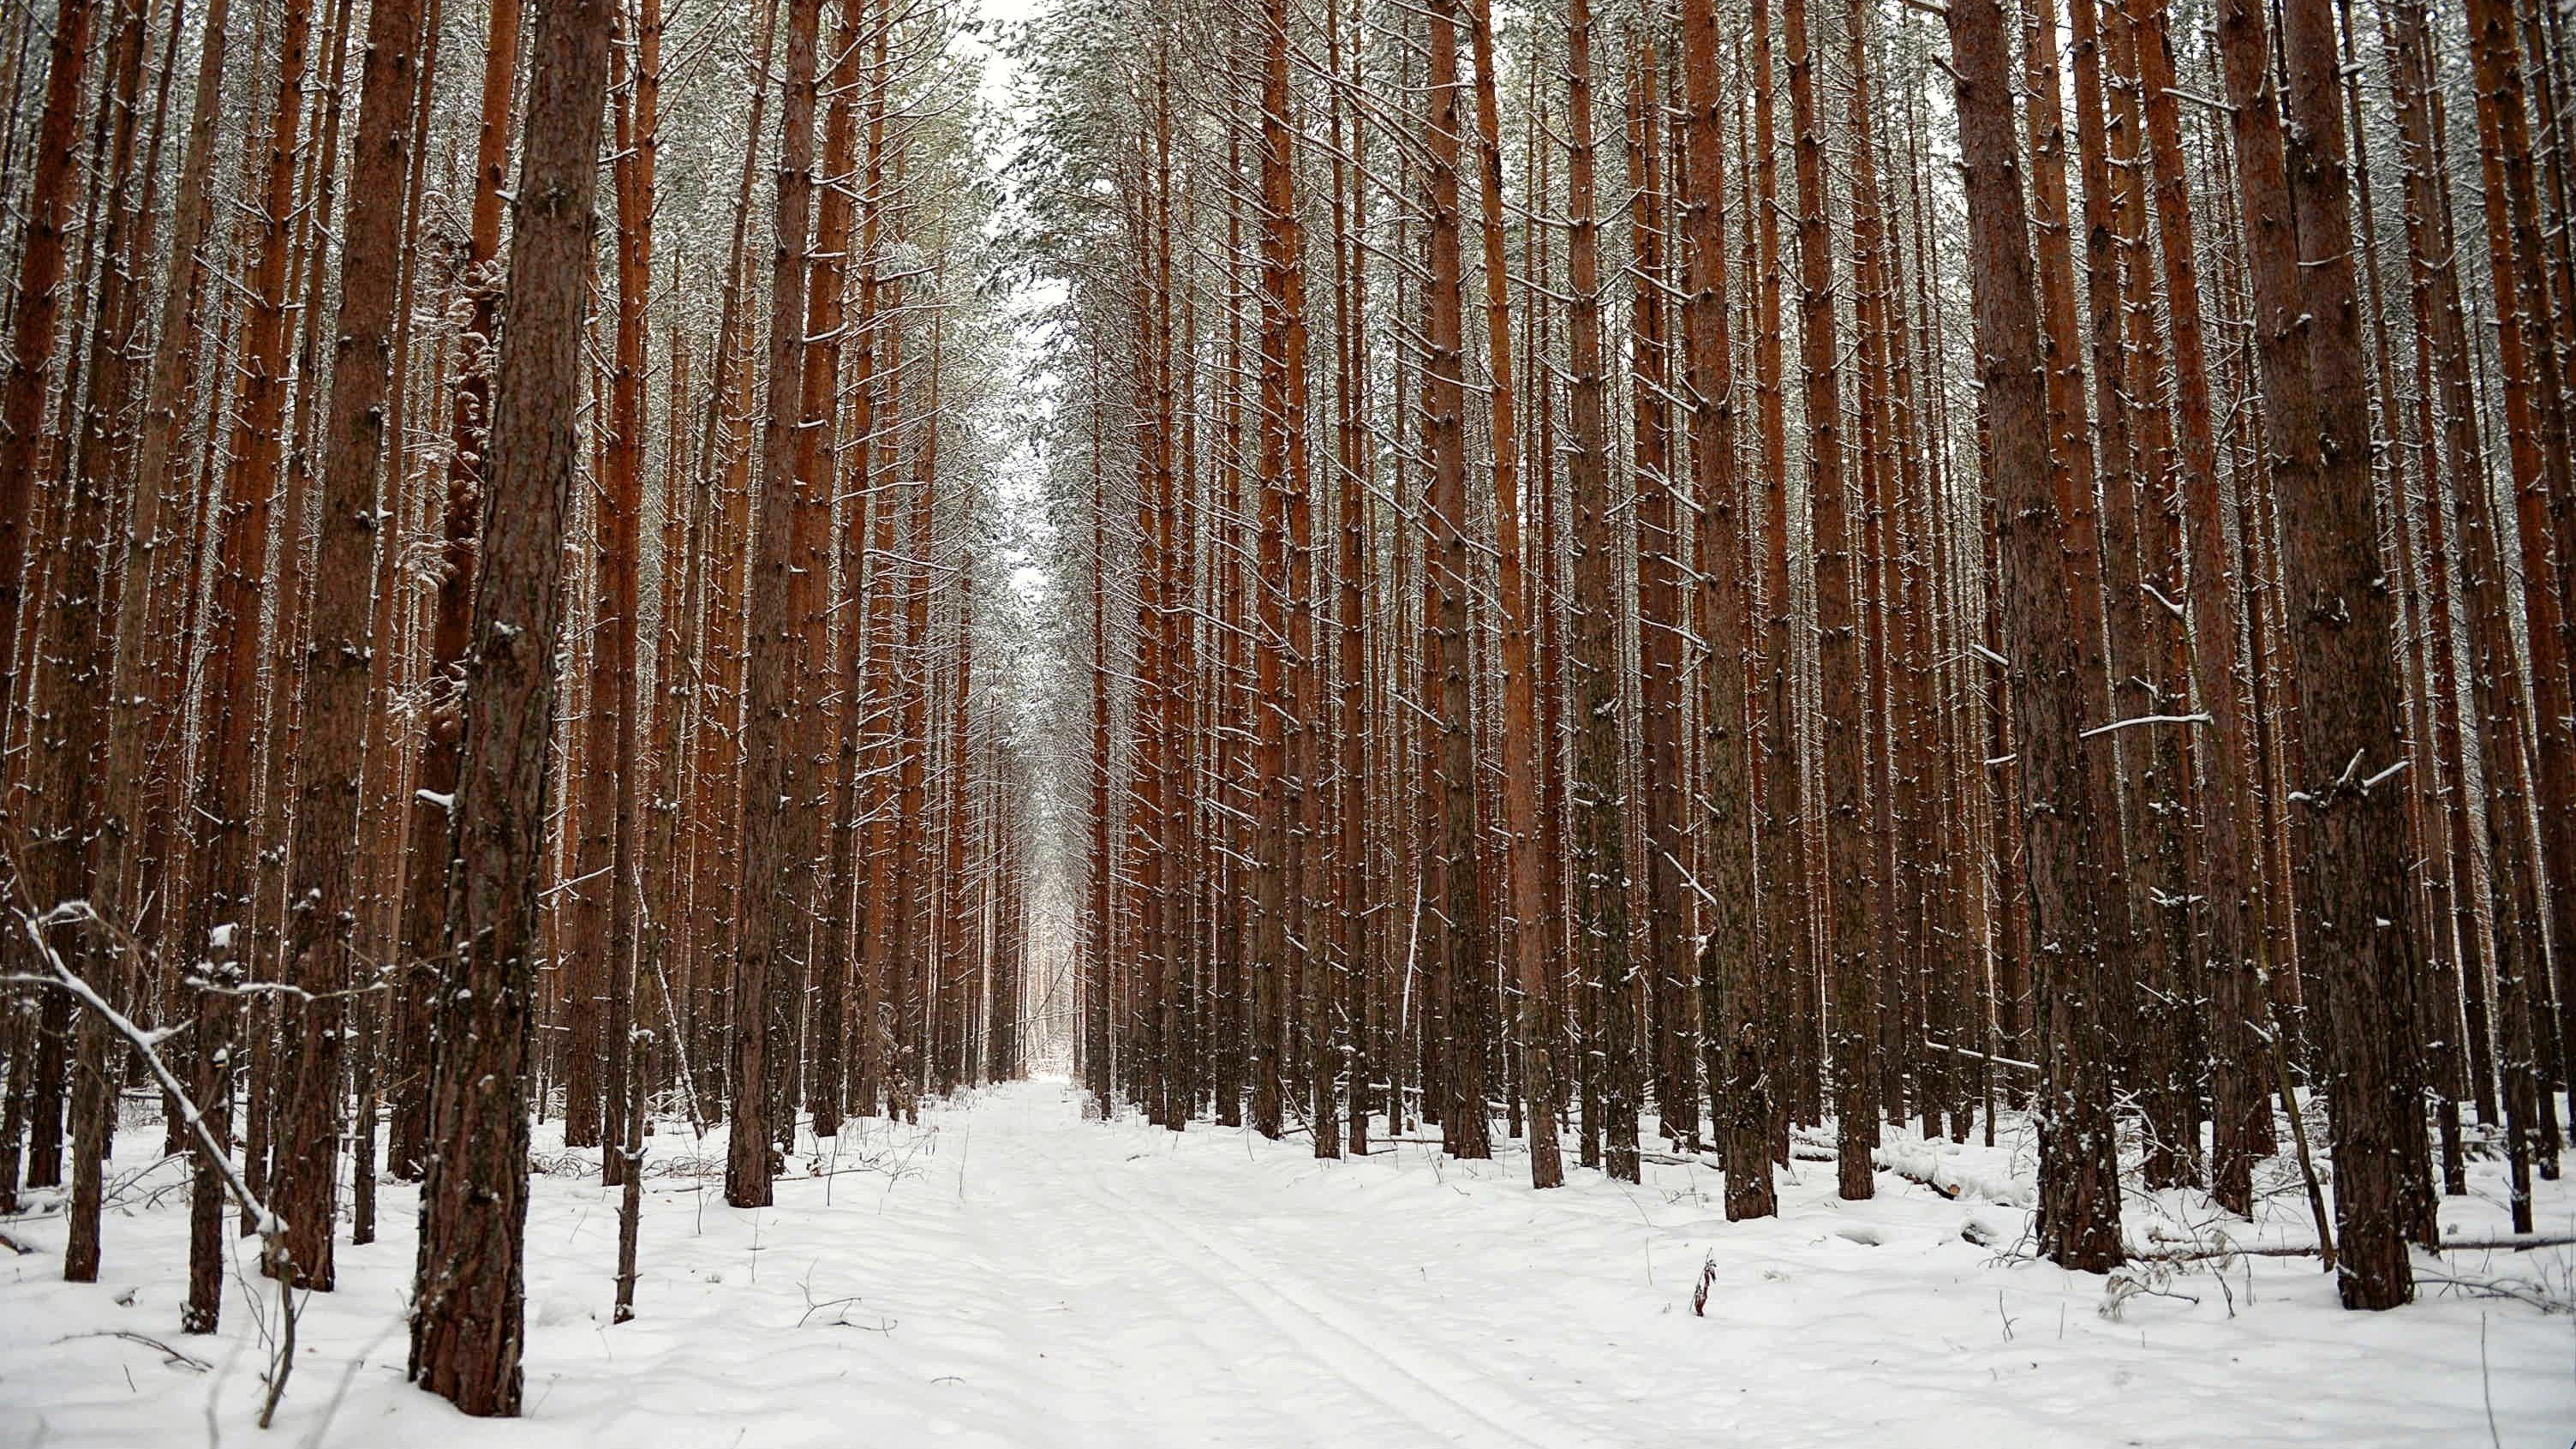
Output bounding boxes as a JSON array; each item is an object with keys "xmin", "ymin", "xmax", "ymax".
[{"xmin": 3, "ymin": 1078, "xmax": 2572, "ymax": 1446}]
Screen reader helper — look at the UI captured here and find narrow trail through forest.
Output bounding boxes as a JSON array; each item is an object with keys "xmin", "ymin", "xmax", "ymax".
[
  {"xmin": 7, "ymin": 1081, "xmax": 2571, "ymax": 1446},
  {"xmin": 1, "ymin": 0, "xmax": 2573, "ymax": 1436}
]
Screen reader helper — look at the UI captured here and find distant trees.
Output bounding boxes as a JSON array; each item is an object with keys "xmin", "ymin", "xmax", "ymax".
[{"xmin": 1020, "ymin": 0, "xmax": 2576, "ymax": 1314}]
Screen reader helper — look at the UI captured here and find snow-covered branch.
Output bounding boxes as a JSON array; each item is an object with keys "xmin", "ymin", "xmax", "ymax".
[{"xmin": 2077, "ymin": 712, "xmax": 2213, "ymax": 739}]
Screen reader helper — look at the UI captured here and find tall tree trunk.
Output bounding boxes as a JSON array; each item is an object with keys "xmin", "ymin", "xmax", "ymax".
[
  {"xmin": 409, "ymin": 0, "xmax": 612, "ymax": 1414},
  {"xmin": 1461, "ymin": 0, "xmax": 1554, "ymax": 1188},
  {"xmin": 796, "ymin": 0, "xmax": 857, "ymax": 1139},
  {"xmin": 598, "ymin": 0, "xmax": 660, "ymax": 1179},
  {"xmin": 0, "ymin": 0, "xmax": 94, "ymax": 735},
  {"xmin": 731, "ymin": 0, "xmax": 825, "ymax": 1207},
  {"xmin": 1750, "ymin": 0, "xmax": 1806, "ymax": 1167},
  {"xmin": 396, "ymin": 0, "xmax": 526, "ymax": 1179},
  {"xmin": 2274, "ymin": 0, "xmax": 2421, "ymax": 1311},
  {"xmin": 1681, "ymin": 0, "xmax": 1766, "ymax": 1219},
  {"xmin": 1781, "ymin": 0, "xmax": 1874, "ymax": 1200},
  {"xmin": 2132, "ymin": 0, "xmax": 2268, "ymax": 1215},
  {"xmin": 278, "ymin": 0, "xmax": 427, "ymax": 1296},
  {"xmin": 1249, "ymin": 0, "xmax": 1305, "ymax": 1141},
  {"xmin": 1563, "ymin": 0, "xmax": 1634, "ymax": 1195},
  {"xmin": 1420, "ymin": 0, "xmax": 1488, "ymax": 1163},
  {"xmin": 1949, "ymin": 0, "xmax": 2125, "ymax": 1272}
]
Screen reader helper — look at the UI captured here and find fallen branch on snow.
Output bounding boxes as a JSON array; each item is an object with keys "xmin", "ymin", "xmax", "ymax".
[
  {"xmin": 1983, "ymin": 1227, "xmax": 2576, "ymax": 1286},
  {"xmin": 2136, "ymin": 1234, "xmax": 2576, "ymax": 1263},
  {"xmin": 52, "ymin": 1329, "xmax": 213, "ymax": 1373}
]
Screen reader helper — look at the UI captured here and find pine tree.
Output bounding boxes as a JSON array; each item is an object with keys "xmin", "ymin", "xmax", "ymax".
[{"xmin": 409, "ymin": 0, "xmax": 614, "ymax": 1413}]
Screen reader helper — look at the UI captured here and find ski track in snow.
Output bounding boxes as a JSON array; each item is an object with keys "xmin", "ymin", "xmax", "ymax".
[
  {"xmin": 1067, "ymin": 1162, "xmax": 1583, "ymax": 1449},
  {"xmin": 3, "ymin": 1078, "xmax": 2573, "ymax": 1447}
]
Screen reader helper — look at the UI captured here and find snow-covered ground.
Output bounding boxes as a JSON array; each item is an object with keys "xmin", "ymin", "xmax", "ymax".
[{"xmin": 3, "ymin": 1080, "xmax": 2571, "ymax": 1446}]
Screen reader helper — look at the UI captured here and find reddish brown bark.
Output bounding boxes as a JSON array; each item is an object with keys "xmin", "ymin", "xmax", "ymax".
[
  {"xmin": 395, "ymin": 0, "xmax": 525, "ymax": 1178},
  {"xmin": 0, "ymin": 0, "xmax": 94, "ymax": 733},
  {"xmin": 731, "ymin": 0, "xmax": 825, "ymax": 1206},
  {"xmin": 272, "ymin": 0, "xmax": 426, "ymax": 1295},
  {"xmin": 409, "ymin": 0, "xmax": 613, "ymax": 1414},
  {"xmin": 1949, "ymin": 0, "xmax": 2123, "ymax": 1274}
]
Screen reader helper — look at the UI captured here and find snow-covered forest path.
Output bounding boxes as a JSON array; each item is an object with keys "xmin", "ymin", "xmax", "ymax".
[{"xmin": 5, "ymin": 1079, "xmax": 2572, "ymax": 1446}]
